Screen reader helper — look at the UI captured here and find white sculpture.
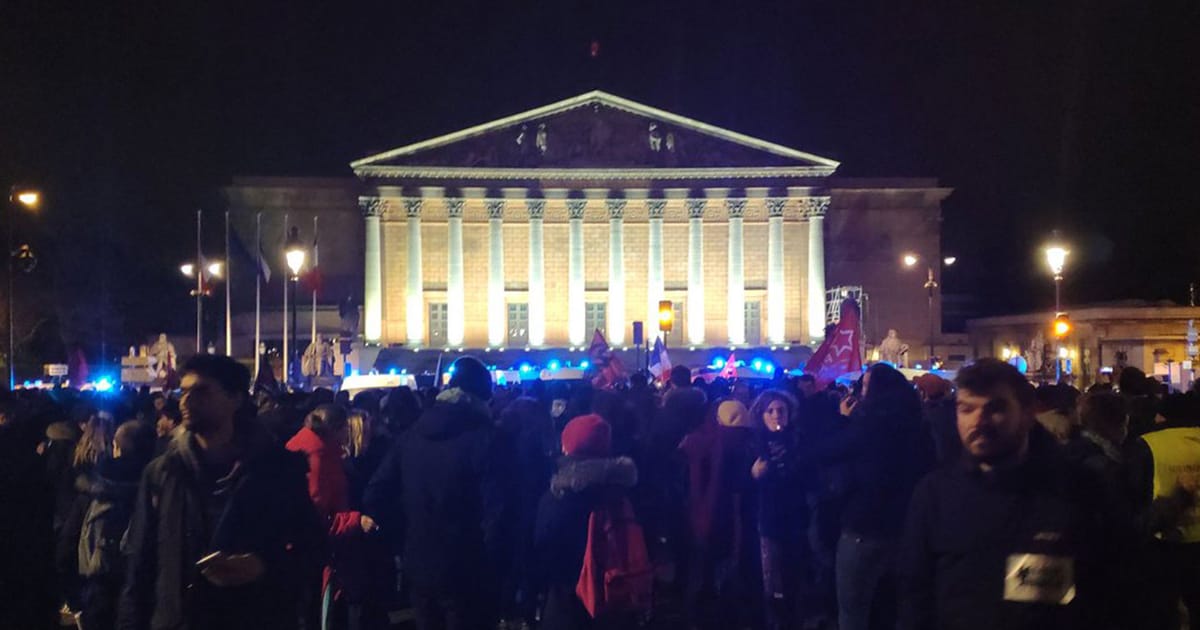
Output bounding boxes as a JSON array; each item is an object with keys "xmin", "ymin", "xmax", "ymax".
[
  {"xmin": 302, "ymin": 334, "xmax": 334, "ymax": 378},
  {"xmin": 149, "ymin": 333, "xmax": 176, "ymax": 376},
  {"xmin": 879, "ymin": 329, "xmax": 905, "ymax": 365},
  {"xmin": 1028, "ymin": 331, "xmax": 1046, "ymax": 373}
]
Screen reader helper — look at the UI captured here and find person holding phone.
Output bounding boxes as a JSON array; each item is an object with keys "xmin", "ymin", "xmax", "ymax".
[{"xmin": 119, "ymin": 355, "xmax": 324, "ymax": 630}]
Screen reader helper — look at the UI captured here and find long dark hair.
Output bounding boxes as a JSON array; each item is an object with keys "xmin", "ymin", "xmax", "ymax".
[{"xmin": 860, "ymin": 363, "xmax": 921, "ymax": 424}]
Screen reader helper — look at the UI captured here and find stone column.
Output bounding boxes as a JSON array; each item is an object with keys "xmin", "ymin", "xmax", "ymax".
[
  {"xmin": 646, "ymin": 199, "xmax": 666, "ymax": 342},
  {"xmin": 360, "ymin": 197, "xmax": 385, "ymax": 343},
  {"xmin": 527, "ymin": 199, "xmax": 546, "ymax": 347},
  {"xmin": 606, "ymin": 199, "xmax": 626, "ymax": 345},
  {"xmin": 567, "ymin": 199, "xmax": 587, "ymax": 347},
  {"xmin": 726, "ymin": 198, "xmax": 746, "ymax": 346},
  {"xmin": 403, "ymin": 199, "xmax": 424, "ymax": 346},
  {"xmin": 445, "ymin": 198, "xmax": 465, "ymax": 347},
  {"xmin": 766, "ymin": 198, "xmax": 787, "ymax": 345},
  {"xmin": 805, "ymin": 197, "xmax": 830, "ymax": 341},
  {"xmin": 486, "ymin": 200, "xmax": 506, "ymax": 348},
  {"xmin": 686, "ymin": 199, "xmax": 707, "ymax": 346}
]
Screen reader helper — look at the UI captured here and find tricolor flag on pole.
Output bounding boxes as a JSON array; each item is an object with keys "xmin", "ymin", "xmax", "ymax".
[{"xmin": 648, "ymin": 337, "xmax": 671, "ymax": 382}]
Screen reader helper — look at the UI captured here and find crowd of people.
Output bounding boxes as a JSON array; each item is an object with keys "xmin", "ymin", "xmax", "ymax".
[{"xmin": 1, "ymin": 353, "xmax": 1199, "ymax": 630}]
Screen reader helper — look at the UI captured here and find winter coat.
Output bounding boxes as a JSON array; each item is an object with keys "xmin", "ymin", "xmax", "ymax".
[
  {"xmin": 386, "ymin": 387, "xmax": 512, "ymax": 597},
  {"xmin": 533, "ymin": 456, "xmax": 639, "ymax": 588},
  {"xmin": 678, "ymin": 421, "xmax": 755, "ymax": 554},
  {"xmin": 803, "ymin": 395, "xmax": 934, "ymax": 539},
  {"xmin": 118, "ymin": 419, "xmax": 325, "ymax": 630},
  {"xmin": 78, "ymin": 455, "xmax": 145, "ymax": 577},
  {"xmin": 897, "ymin": 426, "xmax": 1112, "ymax": 630},
  {"xmin": 755, "ymin": 425, "xmax": 810, "ymax": 542},
  {"xmin": 45, "ymin": 420, "xmax": 81, "ymax": 531}
]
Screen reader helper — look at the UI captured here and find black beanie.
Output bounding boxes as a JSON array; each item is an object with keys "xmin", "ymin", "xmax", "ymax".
[{"xmin": 449, "ymin": 356, "xmax": 493, "ymax": 400}]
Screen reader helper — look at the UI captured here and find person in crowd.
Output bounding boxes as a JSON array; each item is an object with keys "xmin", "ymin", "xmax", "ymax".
[
  {"xmin": 799, "ymin": 362, "xmax": 931, "ymax": 630},
  {"xmin": 77, "ymin": 420, "xmax": 155, "ymax": 630},
  {"xmin": 365, "ymin": 355, "xmax": 512, "ymax": 630},
  {"xmin": 58, "ymin": 407, "xmax": 113, "ymax": 620},
  {"xmin": 533, "ymin": 414, "xmax": 639, "ymax": 630},
  {"xmin": 153, "ymin": 399, "xmax": 181, "ymax": 456},
  {"xmin": 1034, "ymin": 383, "xmax": 1080, "ymax": 444},
  {"xmin": 1126, "ymin": 392, "xmax": 1200, "ymax": 629},
  {"xmin": 1, "ymin": 397, "xmax": 58, "ymax": 629},
  {"xmin": 119, "ymin": 354, "xmax": 324, "ymax": 630},
  {"xmin": 750, "ymin": 389, "xmax": 809, "ymax": 630},
  {"xmin": 679, "ymin": 398, "xmax": 759, "ymax": 630},
  {"xmin": 898, "ymin": 358, "xmax": 1112, "ymax": 630},
  {"xmin": 1119, "ymin": 366, "xmax": 1159, "ymax": 438},
  {"xmin": 915, "ymin": 373, "xmax": 961, "ymax": 466},
  {"xmin": 496, "ymin": 396, "xmax": 557, "ymax": 629}
]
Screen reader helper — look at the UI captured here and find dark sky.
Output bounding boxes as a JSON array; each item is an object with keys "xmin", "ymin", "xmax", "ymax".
[{"xmin": 1, "ymin": 1, "xmax": 1198, "ymax": 350}]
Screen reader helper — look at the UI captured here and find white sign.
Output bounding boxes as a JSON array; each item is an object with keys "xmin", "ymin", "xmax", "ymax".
[{"xmin": 43, "ymin": 364, "xmax": 68, "ymax": 377}]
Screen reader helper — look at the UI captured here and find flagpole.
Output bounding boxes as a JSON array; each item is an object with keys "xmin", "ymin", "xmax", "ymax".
[
  {"xmin": 224, "ymin": 210, "xmax": 232, "ymax": 356},
  {"xmin": 254, "ymin": 212, "xmax": 262, "ymax": 383},
  {"xmin": 195, "ymin": 209, "xmax": 203, "ymax": 354},
  {"xmin": 311, "ymin": 215, "xmax": 317, "ymax": 347},
  {"xmin": 282, "ymin": 213, "xmax": 289, "ymax": 386}
]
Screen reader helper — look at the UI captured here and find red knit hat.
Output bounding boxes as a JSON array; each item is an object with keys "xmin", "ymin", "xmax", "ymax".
[{"xmin": 561, "ymin": 414, "xmax": 612, "ymax": 457}]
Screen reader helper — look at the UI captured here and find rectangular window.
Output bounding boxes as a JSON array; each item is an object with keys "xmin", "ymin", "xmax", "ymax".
[
  {"xmin": 428, "ymin": 303, "xmax": 448, "ymax": 347},
  {"xmin": 507, "ymin": 303, "xmax": 529, "ymax": 348},
  {"xmin": 585, "ymin": 303, "xmax": 606, "ymax": 339},
  {"xmin": 745, "ymin": 301, "xmax": 762, "ymax": 346}
]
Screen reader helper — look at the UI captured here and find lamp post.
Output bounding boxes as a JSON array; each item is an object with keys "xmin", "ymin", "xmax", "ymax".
[
  {"xmin": 1045, "ymin": 241, "xmax": 1069, "ymax": 381},
  {"xmin": 284, "ymin": 227, "xmax": 306, "ymax": 387},
  {"xmin": 181, "ymin": 260, "xmax": 223, "ymax": 354},
  {"xmin": 903, "ymin": 253, "xmax": 956, "ymax": 366},
  {"xmin": 7, "ymin": 187, "xmax": 40, "ymax": 389}
]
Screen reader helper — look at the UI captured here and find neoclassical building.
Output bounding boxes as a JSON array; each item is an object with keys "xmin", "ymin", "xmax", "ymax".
[{"xmin": 226, "ymin": 91, "xmax": 951, "ymax": 358}]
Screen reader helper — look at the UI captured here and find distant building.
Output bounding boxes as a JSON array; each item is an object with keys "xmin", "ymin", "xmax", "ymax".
[
  {"xmin": 967, "ymin": 301, "xmax": 1200, "ymax": 388},
  {"xmin": 227, "ymin": 91, "xmax": 951, "ymax": 361}
]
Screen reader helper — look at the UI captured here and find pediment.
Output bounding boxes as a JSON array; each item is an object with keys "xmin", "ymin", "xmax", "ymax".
[{"xmin": 351, "ymin": 91, "xmax": 838, "ymax": 173}]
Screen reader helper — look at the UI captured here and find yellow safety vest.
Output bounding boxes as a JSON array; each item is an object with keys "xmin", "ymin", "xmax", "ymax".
[{"xmin": 1142, "ymin": 427, "xmax": 1200, "ymax": 543}]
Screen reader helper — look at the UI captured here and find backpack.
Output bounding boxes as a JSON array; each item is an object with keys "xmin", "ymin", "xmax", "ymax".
[{"xmin": 575, "ymin": 496, "xmax": 654, "ymax": 618}]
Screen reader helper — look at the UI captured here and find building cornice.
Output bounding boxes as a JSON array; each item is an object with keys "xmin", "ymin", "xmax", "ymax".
[{"xmin": 353, "ymin": 165, "xmax": 837, "ymax": 181}]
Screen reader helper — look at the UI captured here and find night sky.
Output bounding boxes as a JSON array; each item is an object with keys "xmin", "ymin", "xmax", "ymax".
[{"xmin": 1, "ymin": 1, "xmax": 1198, "ymax": 357}]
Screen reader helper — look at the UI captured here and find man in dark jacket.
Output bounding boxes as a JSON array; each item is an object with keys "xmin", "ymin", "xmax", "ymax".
[
  {"xmin": 365, "ymin": 356, "xmax": 512, "ymax": 630},
  {"xmin": 118, "ymin": 355, "xmax": 324, "ymax": 630},
  {"xmin": 898, "ymin": 358, "xmax": 1112, "ymax": 630}
]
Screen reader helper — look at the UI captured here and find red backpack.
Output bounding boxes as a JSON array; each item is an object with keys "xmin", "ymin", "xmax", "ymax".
[{"xmin": 575, "ymin": 496, "xmax": 655, "ymax": 618}]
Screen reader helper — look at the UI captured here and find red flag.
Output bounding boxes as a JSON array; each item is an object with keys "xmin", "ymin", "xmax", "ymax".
[
  {"xmin": 588, "ymin": 329, "xmax": 626, "ymax": 389},
  {"xmin": 719, "ymin": 353, "xmax": 737, "ymax": 380},
  {"xmin": 804, "ymin": 299, "xmax": 863, "ymax": 386}
]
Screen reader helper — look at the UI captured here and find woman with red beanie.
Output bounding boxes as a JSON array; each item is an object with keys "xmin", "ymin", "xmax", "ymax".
[{"xmin": 533, "ymin": 414, "xmax": 639, "ymax": 629}]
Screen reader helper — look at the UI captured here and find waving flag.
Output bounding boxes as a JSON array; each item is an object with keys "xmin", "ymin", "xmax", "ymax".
[
  {"xmin": 648, "ymin": 337, "xmax": 672, "ymax": 382},
  {"xmin": 719, "ymin": 353, "xmax": 738, "ymax": 380},
  {"xmin": 804, "ymin": 298, "xmax": 863, "ymax": 385},
  {"xmin": 230, "ymin": 225, "xmax": 272, "ymax": 282},
  {"xmin": 588, "ymin": 329, "xmax": 626, "ymax": 389}
]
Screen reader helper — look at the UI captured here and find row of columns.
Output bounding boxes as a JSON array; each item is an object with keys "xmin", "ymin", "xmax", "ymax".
[{"xmin": 360, "ymin": 193, "xmax": 829, "ymax": 348}]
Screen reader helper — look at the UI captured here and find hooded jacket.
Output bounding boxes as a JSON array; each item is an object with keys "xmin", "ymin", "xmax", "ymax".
[
  {"xmin": 393, "ymin": 388, "xmax": 512, "ymax": 596},
  {"xmin": 78, "ymin": 454, "xmax": 145, "ymax": 577},
  {"xmin": 534, "ymin": 455, "xmax": 638, "ymax": 587},
  {"xmin": 118, "ymin": 419, "xmax": 324, "ymax": 630}
]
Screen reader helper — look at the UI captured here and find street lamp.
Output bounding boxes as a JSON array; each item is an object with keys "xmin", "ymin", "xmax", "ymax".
[
  {"xmin": 180, "ymin": 259, "xmax": 223, "ymax": 353},
  {"xmin": 7, "ymin": 186, "xmax": 40, "ymax": 389},
  {"xmin": 284, "ymin": 227, "xmax": 306, "ymax": 386},
  {"xmin": 1045, "ymin": 244, "xmax": 1069, "ymax": 314},
  {"xmin": 902, "ymin": 252, "xmax": 954, "ymax": 366}
]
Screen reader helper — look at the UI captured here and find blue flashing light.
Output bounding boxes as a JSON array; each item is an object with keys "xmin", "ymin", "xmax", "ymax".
[
  {"xmin": 448, "ymin": 365, "xmax": 456, "ymax": 375},
  {"xmin": 519, "ymin": 362, "xmax": 533, "ymax": 373},
  {"xmin": 401, "ymin": 368, "xmax": 408, "ymax": 375},
  {"xmin": 22, "ymin": 380, "xmax": 32, "ymax": 388},
  {"xmin": 712, "ymin": 357, "xmax": 726, "ymax": 369},
  {"xmin": 95, "ymin": 377, "xmax": 114, "ymax": 393},
  {"xmin": 350, "ymin": 369, "xmax": 360, "ymax": 377},
  {"xmin": 388, "ymin": 368, "xmax": 398, "ymax": 375},
  {"xmin": 579, "ymin": 360, "xmax": 590, "ymax": 370},
  {"xmin": 548, "ymin": 360, "xmax": 561, "ymax": 371},
  {"xmin": 752, "ymin": 358, "xmax": 764, "ymax": 372},
  {"xmin": 765, "ymin": 364, "xmax": 776, "ymax": 374},
  {"xmin": 914, "ymin": 363, "xmax": 923, "ymax": 370}
]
